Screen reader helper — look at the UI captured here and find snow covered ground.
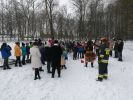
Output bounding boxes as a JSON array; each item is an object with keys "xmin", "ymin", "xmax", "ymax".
[{"xmin": 0, "ymin": 41, "xmax": 133, "ymax": 100}]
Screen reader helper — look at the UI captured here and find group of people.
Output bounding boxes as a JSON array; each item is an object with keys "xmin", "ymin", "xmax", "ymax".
[
  {"xmin": 0, "ymin": 37, "xmax": 124, "ymax": 81},
  {"xmin": 0, "ymin": 39, "xmax": 68, "ymax": 80},
  {"xmin": 71, "ymin": 38, "xmax": 124, "ymax": 81}
]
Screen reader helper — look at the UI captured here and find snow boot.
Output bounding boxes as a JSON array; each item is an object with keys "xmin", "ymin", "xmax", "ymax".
[
  {"xmin": 91, "ymin": 63, "xmax": 94, "ymax": 68},
  {"xmin": 96, "ymin": 77, "xmax": 103, "ymax": 82},
  {"xmin": 39, "ymin": 67, "xmax": 44, "ymax": 72},
  {"xmin": 103, "ymin": 76, "xmax": 108, "ymax": 80},
  {"xmin": 51, "ymin": 76, "xmax": 54, "ymax": 78},
  {"xmin": 34, "ymin": 77, "xmax": 38, "ymax": 80},
  {"xmin": 7, "ymin": 67, "xmax": 11, "ymax": 69},
  {"xmin": 3, "ymin": 67, "xmax": 6, "ymax": 70}
]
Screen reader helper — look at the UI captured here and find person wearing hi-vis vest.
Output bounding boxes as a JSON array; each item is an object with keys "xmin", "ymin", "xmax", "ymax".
[{"xmin": 97, "ymin": 38, "xmax": 110, "ymax": 82}]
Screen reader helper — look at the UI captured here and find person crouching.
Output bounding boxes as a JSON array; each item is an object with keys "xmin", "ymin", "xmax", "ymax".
[{"xmin": 30, "ymin": 42, "xmax": 42, "ymax": 80}]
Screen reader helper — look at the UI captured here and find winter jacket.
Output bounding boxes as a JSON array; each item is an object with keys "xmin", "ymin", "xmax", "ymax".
[
  {"xmin": 63, "ymin": 50, "xmax": 68, "ymax": 60},
  {"xmin": 51, "ymin": 44, "xmax": 62, "ymax": 67},
  {"xmin": 114, "ymin": 42, "xmax": 118, "ymax": 51},
  {"xmin": 99, "ymin": 44, "xmax": 110, "ymax": 63},
  {"xmin": 39, "ymin": 46, "xmax": 45, "ymax": 58},
  {"xmin": 21, "ymin": 46, "xmax": 27, "ymax": 56},
  {"xmin": 118, "ymin": 41, "xmax": 124, "ymax": 52},
  {"xmin": 78, "ymin": 46, "xmax": 84, "ymax": 53},
  {"xmin": 14, "ymin": 45, "xmax": 21, "ymax": 57},
  {"xmin": 1, "ymin": 45, "xmax": 11, "ymax": 59},
  {"xmin": 30, "ymin": 46, "xmax": 42, "ymax": 68},
  {"xmin": 73, "ymin": 46, "xmax": 78, "ymax": 54},
  {"xmin": 26, "ymin": 46, "xmax": 30, "ymax": 55},
  {"xmin": 45, "ymin": 46, "xmax": 52, "ymax": 62}
]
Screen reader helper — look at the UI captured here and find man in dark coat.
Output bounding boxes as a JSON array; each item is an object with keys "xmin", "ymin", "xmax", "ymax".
[
  {"xmin": 73, "ymin": 45, "xmax": 78, "ymax": 60},
  {"xmin": 51, "ymin": 40, "xmax": 62, "ymax": 78},
  {"xmin": 45, "ymin": 43, "xmax": 52, "ymax": 73},
  {"xmin": 118, "ymin": 39, "xmax": 124, "ymax": 61},
  {"xmin": 114, "ymin": 40, "xmax": 118, "ymax": 58}
]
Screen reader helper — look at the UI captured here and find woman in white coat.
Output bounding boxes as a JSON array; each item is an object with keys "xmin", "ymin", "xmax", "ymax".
[{"xmin": 30, "ymin": 42, "xmax": 42, "ymax": 80}]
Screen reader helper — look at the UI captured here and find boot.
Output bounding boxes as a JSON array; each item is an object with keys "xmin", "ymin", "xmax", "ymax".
[
  {"xmin": 64, "ymin": 65, "xmax": 67, "ymax": 69},
  {"xmin": 51, "ymin": 76, "xmax": 54, "ymax": 78},
  {"xmin": 38, "ymin": 76, "xmax": 41, "ymax": 79},
  {"xmin": 34, "ymin": 77, "xmax": 38, "ymax": 80},
  {"xmin": 103, "ymin": 76, "xmax": 108, "ymax": 80},
  {"xmin": 91, "ymin": 63, "xmax": 94, "ymax": 68},
  {"xmin": 96, "ymin": 77, "xmax": 103, "ymax": 82},
  {"xmin": 3, "ymin": 67, "xmax": 6, "ymax": 70},
  {"xmin": 7, "ymin": 67, "xmax": 11, "ymax": 69},
  {"xmin": 39, "ymin": 67, "xmax": 44, "ymax": 72},
  {"xmin": 85, "ymin": 63, "xmax": 87, "ymax": 67},
  {"xmin": 58, "ymin": 74, "xmax": 60, "ymax": 78}
]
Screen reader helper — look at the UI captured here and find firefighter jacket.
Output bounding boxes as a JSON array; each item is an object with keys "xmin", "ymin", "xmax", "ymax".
[{"xmin": 98, "ymin": 44, "xmax": 110, "ymax": 63}]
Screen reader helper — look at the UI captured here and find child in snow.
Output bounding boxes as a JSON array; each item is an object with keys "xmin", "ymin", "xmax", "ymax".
[
  {"xmin": 61, "ymin": 47, "xmax": 67, "ymax": 69},
  {"xmin": 21, "ymin": 43, "xmax": 27, "ymax": 65},
  {"xmin": 26, "ymin": 43, "xmax": 30, "ymax": 63}
]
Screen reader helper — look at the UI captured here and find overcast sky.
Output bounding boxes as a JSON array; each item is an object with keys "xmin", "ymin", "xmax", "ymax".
[
  {"xmin": 59, "ymin": 0, "xmax": 74, "ymax": 14},
  {"xmin": 59, "ymin": 0, "xmax": 115, "ymax": 14}
]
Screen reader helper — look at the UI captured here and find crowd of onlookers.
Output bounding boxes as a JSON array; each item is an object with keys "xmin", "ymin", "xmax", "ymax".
[{"xmin": 0, "ymin": 38, "xmax": 124, "ymax": 81}]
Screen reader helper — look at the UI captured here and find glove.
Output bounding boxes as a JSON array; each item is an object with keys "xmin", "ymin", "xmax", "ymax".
[{"xmin": 98, "ymin": 57, "xmax": 102, "ymax": 63}]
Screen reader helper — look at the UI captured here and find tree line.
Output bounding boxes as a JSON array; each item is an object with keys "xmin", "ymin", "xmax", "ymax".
[{"xmin": 0, "ymin": 0, "xmax": 132, "ymax": 41}]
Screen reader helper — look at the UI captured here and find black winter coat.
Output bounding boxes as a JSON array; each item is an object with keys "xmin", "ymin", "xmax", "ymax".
[
  {"xmin": 45, "ymin": 46, "xmax": 52, "ymax": 62},
  {"xmin": 118, "ymin": 42, "xmax": 124, "ymax": 52},
  {"xmin": 51, "ymin": 44, "xmax": 62, "ymax": 67},
  {"xmin": 114, "ymin": 42, "xmax": 118, "ymax": 51}
]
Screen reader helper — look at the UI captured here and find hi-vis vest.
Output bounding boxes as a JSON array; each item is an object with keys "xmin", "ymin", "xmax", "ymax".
[{"xmin": 99, "ymin": 44, "xmax": 110, "ymax": 63}]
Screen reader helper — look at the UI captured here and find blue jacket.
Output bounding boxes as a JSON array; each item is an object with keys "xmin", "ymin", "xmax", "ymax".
[
  {"xmin": 63, "ymin": 50, "xmax": 68, "ymax": 60},
  {"xmin": 21, "ymin": 46, "xmax": 27, "ymax": 56},
  {"xmin": 78, "ymin": 47, "xmax": 84, "ymax": 53},
  {"xmin": 1, "ymin": 46, "xmax": 11, "ymax": 59}
]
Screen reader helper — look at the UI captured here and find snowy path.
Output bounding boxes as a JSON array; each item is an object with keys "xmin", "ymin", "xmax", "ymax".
[{"xmin": 0, "ymin": 42, "xmax": 133, "ymax": 100}]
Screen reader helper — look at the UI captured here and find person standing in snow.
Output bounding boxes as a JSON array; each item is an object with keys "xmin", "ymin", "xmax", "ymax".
[
  {"xmin": 51, "ymin": 40, "xmax": 62, "ymax": 78},
  {"xmin": 30, "ymin": 42, "xmax": 42, "ymax": 80},
  {"xmin": 114, "ymin": 40, "xmax": 118, "ymax": 58},
  {"xmin": 84, "ymin": 40, "xmax": 95, "ymax": 67},
  {"xmin": 1, "ymin": 43, "xmax": 12, "ymax": 70},
  {"xmin": 73, "ymin": 44, "xmax": 78, "ymax": 60},
  {"xmin": 117, "ymin": 39, "xmax": 124, "ymax": 61},
  {"xmin": 61, "ymin": 46, "xmax": 67, "ymax": 69},
  {"xmin": 21, "ymin": 43, "xmax": 27, "ymax": 65},
  {"xmin": 39, "ymin": 43, "xmax": 46, "ymax": 65},
  {"xmin": 45, "ymin": 41, "xmax": 52, "ymax": 73},
  {"xmin": 77, "ymin": 43, "xmax": 84, "ymax": 59},
  {"xmin": 14, "ymin": 42, "xmax": 22, "ymax": 67},
  {"xmin": 26, "ymin": 43, "xmax": 30, "ymax": 63},
  {"xmin": 97, "ymin": 38, "xmax": 110, "ymax": 81}
]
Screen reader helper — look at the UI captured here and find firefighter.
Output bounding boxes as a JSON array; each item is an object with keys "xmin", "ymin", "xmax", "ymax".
[{"xmin": 97, "ymin": 38, "xmax": 110, "ymax": 82}]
